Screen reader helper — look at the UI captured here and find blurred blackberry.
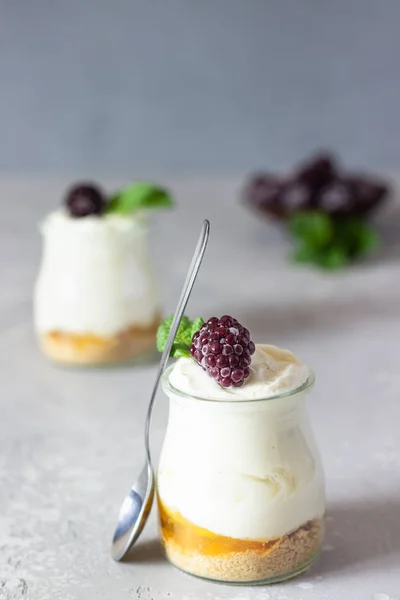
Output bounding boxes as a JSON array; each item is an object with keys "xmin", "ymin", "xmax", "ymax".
[
  {"xmin": 345, "ymin": 175, "xmax": 389, "ymax": 218},
  {"xmin": 296, "ymin": 152, "xmax": 337, "ymax": 191},
  {"xmin": 318, "ymin": 178, "xmax": 355, "ymax": 217},
  {"xmin": 65, "ymin": 183, "xmax": 106, "ymax": 218},
  {"xmin": 244, "ymin": 174, "xmax": 287, "ymax": 219},
  {"xmin": 280, "ymin": 180, "xmax": 316, "ymax": 215}
]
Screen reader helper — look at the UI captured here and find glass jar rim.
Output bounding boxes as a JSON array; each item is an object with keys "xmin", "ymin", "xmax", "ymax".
[{"xmin": 162, "ymin": 363, "xmax": 315, "ymax": 404}]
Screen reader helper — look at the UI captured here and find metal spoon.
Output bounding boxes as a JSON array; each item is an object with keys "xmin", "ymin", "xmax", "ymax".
[{"xmin": 111, "ymin": 219, "xmax": 210, "ymax": 561}]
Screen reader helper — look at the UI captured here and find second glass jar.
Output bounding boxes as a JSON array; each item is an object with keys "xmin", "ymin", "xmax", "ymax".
[{"xmin": 34, "ymin": 212, "xmax": 161, "ymax": 366}]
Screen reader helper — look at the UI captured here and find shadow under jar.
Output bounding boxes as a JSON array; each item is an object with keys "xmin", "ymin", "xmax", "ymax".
[
  {"xmin": 157, "ymin": 366, "xmax": 325, "ymax": 585},
  {"xmin": 34, "ymin": 212, "xmax": 161, "ymax": 366}
]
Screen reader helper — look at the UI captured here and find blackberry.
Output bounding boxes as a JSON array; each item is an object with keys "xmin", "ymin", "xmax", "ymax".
[
  {"xmin": 190, "ymin": 315, "xmax": 255, "ymax": 387},
  {"xmin": 280, "ymin": 180, "xmax": 315, "ymax": 214},
  {"xmin": 317, "ymin": 175, "xmax": 389, "ymax": 218},
  {"xmin": 296, "ymin": 152, "xmax": 337, "ymax": 191},
  {"xmin": 244, "ymin": 174, "xmax": 286, "ymax": 219},
  {"xmin": 65, "ymin": 183, "xmax": 106, "ymax": 218},
  {"xmin": 346, "ymin": 175, "xmax": 389, "ymax": 217},
  {"xmin": 318, "ymin": 178, "xmax": 354, "ymax": 217}
]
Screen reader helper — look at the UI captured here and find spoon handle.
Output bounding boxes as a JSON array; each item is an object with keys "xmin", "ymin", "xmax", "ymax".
[{"xmin": 144, "ymin": 219, "xmax": 210, "ymax": 465}]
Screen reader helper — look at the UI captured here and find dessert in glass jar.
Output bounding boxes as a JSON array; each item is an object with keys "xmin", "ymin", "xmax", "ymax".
[
  {"xmin": 157, "ymin": 315, "xmax": 325, "ymax": 584},
  {"xmin": 34, "ymin": 181, "xmax": 173, "ymax": 366}
]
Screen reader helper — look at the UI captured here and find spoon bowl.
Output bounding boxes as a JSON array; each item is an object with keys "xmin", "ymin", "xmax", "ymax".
[{"xmin": 111, "ymin": 463, "xmax": 154, "ymax": 561}]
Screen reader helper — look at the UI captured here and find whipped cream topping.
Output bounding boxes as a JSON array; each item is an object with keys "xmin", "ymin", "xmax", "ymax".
[
  {"xmin": 169, "ymin": 344, "xmax": 311, "ymax": 400},
  {"xmin": 34, "ymin": 209, "xmax": 160, "ymax": 335}
]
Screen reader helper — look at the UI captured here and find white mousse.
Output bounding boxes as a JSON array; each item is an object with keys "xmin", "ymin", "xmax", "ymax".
[
  {"xmin": 158, "ymin": 344, "xmax": 324, "ymax": 540},
  {"xmin": 169, "ymin": 344, "xmax": 311, "ymax": 400},
  {"xmin": 34, "ymin": 209, "xmax": 160, "ymax": 336}
]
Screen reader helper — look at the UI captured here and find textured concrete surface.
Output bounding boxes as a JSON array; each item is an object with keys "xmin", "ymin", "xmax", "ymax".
[
  {"xmin": 1, "ymin": 1, "xmax": 400, "ymax": 172},
  {"xmin": 1, "ymin": 177, "xmax": 400, "ymax": 599}
]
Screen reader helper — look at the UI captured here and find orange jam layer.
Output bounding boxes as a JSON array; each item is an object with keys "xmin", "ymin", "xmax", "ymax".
[
  {"xmin": 158, "ymin": 499, "xmax": 280, "ymax": 557},
  {"xmin": 47, "ymin": 319, "xmax": 160, "ymax": 352},
  {"xmin": 48, "ymin": 330, "xmax": 114, "ymax": 350}
]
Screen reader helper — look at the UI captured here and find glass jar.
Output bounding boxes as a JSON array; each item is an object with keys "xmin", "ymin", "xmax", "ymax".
[
  {"xmin": 158, "ymin": 366, "xmax": 325, "ymax": 585},
  {"xmin": 34, "ymin": 211, "xmax": 161, "ymax": 366}
]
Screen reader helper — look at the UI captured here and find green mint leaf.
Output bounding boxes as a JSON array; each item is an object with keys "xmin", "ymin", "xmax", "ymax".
[
  {"xmin": 289, "ymin": 210, "xmax": 379, "ymax": 270},
  {"xmin": 291, "ymin": 244, "xmax": 319, "ymax": 264},
  {"xmin": 291, "ymin": 243, "xmax": 347, "ymax": 269},
  {"xmin": 318, "ymin": 246, "xmax": 349, "ymax": 269},
  {"xmin": 358, "ymin": 225, "xmax": 379, "ymax": 255},
  {"xmin": 337, "ymin": 219, "xmax": 379, "ymax": 257},
  {"xmin": 289, "ymin": 211, "xmax": 333, "ymax": 249},
  {"xmin": 175, "ymin": 316, "xmax": 193, "ymax": 348},
  {"xmin": 190, "ymin": 317, "xmax": 205, "ymax": 338},
  {"xmin": 156, "ymin": 316, "xmax": 173, "ymax": 352},
  {"xmin": 172, "ymin": 346, "xmax": 191, "ymax": 359},
  {"xmin": 156, "ymin": 315, "xmax": 204, "ymax": 358},
  {"xmin": 106, "ymin": 182, "xmax": 173, "ymax": 215}
]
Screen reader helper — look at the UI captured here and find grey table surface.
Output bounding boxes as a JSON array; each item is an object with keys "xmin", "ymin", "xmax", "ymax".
[{"xmin": 1, "ymin": 177, "xmax": 400, "ymax": 600}]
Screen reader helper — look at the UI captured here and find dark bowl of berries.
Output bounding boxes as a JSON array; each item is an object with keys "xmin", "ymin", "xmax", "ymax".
[{"xmin": 243, "ymin": 152, "xmax": 391, "ymax": 269}]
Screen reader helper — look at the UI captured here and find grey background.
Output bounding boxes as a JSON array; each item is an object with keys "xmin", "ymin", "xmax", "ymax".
[{"xmin": 1, "ymin": 0, "xmax": 400, "ymax": 173}]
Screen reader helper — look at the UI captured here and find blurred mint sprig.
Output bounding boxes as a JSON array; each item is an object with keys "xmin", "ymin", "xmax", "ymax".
[
  {"xmin": 106, "ymin": 182, "xmax": 173, "ymax": 215},
  {"xmin": 156, "ymin": 315, "xmax": 204, "ymax": 358},
  {"xmin": 289, "ymin": 211, "xmax": 379, "ymax": 270}
]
